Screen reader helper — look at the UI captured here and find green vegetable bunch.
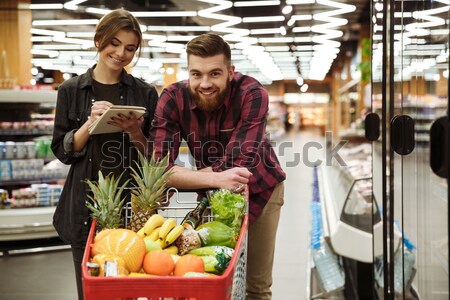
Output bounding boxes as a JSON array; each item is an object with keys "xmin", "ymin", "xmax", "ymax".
[{"xmin": 209, "ymin": 189, "xmax": 246, "ymax": 232}]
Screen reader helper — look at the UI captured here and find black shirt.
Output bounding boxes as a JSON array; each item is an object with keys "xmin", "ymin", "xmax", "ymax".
[{"xmin": 91, "ymin": 80, "xmax": 125, "ymax": 182}]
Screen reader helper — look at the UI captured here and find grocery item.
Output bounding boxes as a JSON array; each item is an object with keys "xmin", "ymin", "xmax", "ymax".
[
  {"xmin": 159, "ymin": 218, "xmax": 177, "ymax": 240},
  {"xmin": 163, "ymin": 224, "xmax": 184, "ymax": 246},
  {"xmin": 91, "ymin": 254, "xmax": 129, "ymax": 277},
  {"xmin": 173, "ymin": 254, "xmax": 205, "ymax": 276},
  {"xmin": 129, "ymin": 151, "xmax": 173, "ymax": 232},
  {"xmin": 86, "ymin": 262, "xmax": 100, "ymax": 277},
  {"xmin": 163, "ymin": 245, "xmax": 179, "ymax": 255},
  {"xmin": 176, "ymin": 228, "xmax": 202, "ymax": 255},
  {"xmin": 143, "ymin": 237, "xmax": 162, "ymax": 252},
  {"xmin": 142, "ymin": 250, "xmax": 175, "ymax": 276},
  {"xmin": 181, "ymin": 197, "xmax": 209, "ymax": 229},
  {"xmin": 85, "ymin": 171, "xmax": 130, "ymax": 230},
  {"xmin": 196, "ymin": 221, "xmax": 238, "ymax": 248},
  {"xmin": 91, "ymin": 228, "xmax": 146, "ymax": 273},
  {"xmin": 143, "ymin": 214, "xmax": 165, "ymax": 235},
  {"xmin": 209, "ymin": 189, "xmax": 246, "ymax": 232},
  {"xmin": 188, "ymin": 246, "xmax": 234, "ymax": 274}
]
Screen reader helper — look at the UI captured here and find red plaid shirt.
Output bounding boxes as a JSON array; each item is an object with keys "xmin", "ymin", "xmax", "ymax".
[{"xmin": 149, "ymin": 72, "xmax": 286, "ymax": 221}]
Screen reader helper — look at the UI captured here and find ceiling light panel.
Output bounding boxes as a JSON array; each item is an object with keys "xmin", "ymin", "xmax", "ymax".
[{"xmin": 30, "ymin": 0, "xmax": 369, "ymax": 83}]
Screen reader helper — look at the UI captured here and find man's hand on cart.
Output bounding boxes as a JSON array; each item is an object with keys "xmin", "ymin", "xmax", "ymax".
[{"xmin": 213, "ymin": 167, "xmax": 252, "ymax": 193}]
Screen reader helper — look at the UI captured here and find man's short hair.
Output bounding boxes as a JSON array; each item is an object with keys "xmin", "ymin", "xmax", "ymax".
[{"xmin": 186, "ymin": 33, "xmax": 232, "ymax": 66}]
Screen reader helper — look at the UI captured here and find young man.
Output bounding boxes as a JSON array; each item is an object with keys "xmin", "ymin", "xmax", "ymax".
[{"xmin": 149, "ymin": 33, "xmax": 286, "ymax": 300}]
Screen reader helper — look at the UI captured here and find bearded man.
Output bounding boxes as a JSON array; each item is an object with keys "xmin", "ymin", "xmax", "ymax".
[{"xmin": 149, "ymin": 33, "xmax": 286, "ymax": 300}]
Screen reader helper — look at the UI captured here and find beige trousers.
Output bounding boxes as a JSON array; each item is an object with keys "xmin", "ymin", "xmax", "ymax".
[{"xmin": 246, "ymin": 182, "xmax": 285, "ymax": 300}]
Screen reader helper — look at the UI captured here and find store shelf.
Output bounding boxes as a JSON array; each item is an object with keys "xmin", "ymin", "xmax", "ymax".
[
  {"xmin": 0, "ymin": 206, "xmax": 57, "ymax": 241},
  {"xmin": 0, "ymin": 90, "xmax": 56, "ymax": 104},
  {"xmin": 0, "ymin": 90, "xmax": 61, "ymax": 242}
]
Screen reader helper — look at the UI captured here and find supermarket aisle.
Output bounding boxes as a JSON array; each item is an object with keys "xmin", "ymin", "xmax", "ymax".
[
  {"xmin": 0, "ymin": 128, "xmax": 324, "ymax": 300},
  {"xmin": 272, "ymin": 127, "xmax": 324, "ymax": 300}
]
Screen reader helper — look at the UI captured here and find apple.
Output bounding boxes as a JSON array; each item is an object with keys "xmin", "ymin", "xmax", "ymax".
[{"xmin": 144, "ymin": 236, "xmax": 162, "ymax": 252}]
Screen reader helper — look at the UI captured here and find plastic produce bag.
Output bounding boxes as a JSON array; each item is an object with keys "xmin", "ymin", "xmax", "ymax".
[
  {"xmin": 196, "ymin": 221, "xmax": 238, "ymax": 248},
  {"xmin": 189, "ymin": 246, "xmax": 234, "ymax": 274},
  {"xmin": 175, "ymin": 227, "xmax": 201, "ymax": 255},
  {"xmin": 209, "ymin": 189, "xmax": 246, "ymax": 232}
]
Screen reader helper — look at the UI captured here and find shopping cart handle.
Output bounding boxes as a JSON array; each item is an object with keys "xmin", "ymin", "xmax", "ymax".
[{"xmin": 170, "ymin": 188, "xmax": 216, "ymax": 193}]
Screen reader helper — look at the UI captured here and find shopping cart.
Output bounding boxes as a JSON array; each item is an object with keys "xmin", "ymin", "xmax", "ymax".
[{"xmin": 81, "ymin": 187, "xmax": 248, "ymax": 300}]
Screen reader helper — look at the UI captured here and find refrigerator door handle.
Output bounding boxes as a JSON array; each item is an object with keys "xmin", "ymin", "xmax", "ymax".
[
  {"xmin": 430, "ymin": 116, "xmax": 449, "ymax": 178},
  {"xmin": 390, "ymin": 115, "xmax": 415, "ymax": 155},
  {"xmin": 364, "ymin": 112, "xmax": 380, "ymax": 141}
]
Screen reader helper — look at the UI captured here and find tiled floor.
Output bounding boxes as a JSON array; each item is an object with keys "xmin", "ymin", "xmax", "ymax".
[{"xmin": 0, "ymin": 128, "xmax": 323, "ymax": 300}]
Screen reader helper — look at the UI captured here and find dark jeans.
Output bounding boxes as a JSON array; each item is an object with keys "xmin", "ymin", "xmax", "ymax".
[{"xmin": 71, "ymin": 245, "xmax": 85, "ymax": 300}]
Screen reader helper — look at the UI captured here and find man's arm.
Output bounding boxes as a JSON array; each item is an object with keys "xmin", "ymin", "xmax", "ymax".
[{"xmin": 167, "ymin": 165, "xmax": 252, "ymax": 191}]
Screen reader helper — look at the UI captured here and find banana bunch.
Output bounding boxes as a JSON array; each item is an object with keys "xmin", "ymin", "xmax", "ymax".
[{"xmin": 136, "ymin": 214, "xmax": 184, "ymax": 254}]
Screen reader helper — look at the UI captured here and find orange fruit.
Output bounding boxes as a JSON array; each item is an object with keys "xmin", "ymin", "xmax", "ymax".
[
  {"xmin": 143, "ymin": 250, "xmax": 175, "ymax": 276},
  {"xmin": 174, "ymin": 254, "xmax": 205, "ymax": 276}
]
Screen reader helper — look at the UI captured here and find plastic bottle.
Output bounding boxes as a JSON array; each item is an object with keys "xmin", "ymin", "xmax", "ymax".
[
  {"xmin": 393, "ymin": 245, "xmax": 416, "ymax": 294},
  {"xmin": 181, "ymin": 197, "xmax": 209, "ymax": 229},
  {"xmin": 312, "ymin": 242, "xmax": 345, "ymax": 292}
]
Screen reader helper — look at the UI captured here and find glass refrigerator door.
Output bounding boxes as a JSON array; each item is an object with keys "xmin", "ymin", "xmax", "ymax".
[{"xmin": 371, "ymin": 0, "xmax": 449, "ymax": 299}]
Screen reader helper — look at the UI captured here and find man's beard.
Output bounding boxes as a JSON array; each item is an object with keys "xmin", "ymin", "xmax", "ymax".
[{"xmin": 189, "ymin": 81, "xmax": 229, "ymax": 113}]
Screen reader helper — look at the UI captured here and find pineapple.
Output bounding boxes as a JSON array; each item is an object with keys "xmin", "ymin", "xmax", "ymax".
[
  {"xmin": 129, "ymin": 150, "xmax": 173, "ymax": 232},
  {"xmin": 85, "ymin": 170, "xmax": 130, "ymax": 231}
]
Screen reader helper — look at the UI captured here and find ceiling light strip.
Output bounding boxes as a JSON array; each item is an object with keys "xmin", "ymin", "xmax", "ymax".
[
  {"xmin": 147, "ymin": 26, "xmax": 210, "ymax": 32},
  {"xmin": 308, "ymin": 0, "xmax": 356, "ymax": 80},
  {"xmin": 28, "ymin": 4, "xmax": 64, "ymax": 9},
  {"xmin": 198, "ymin": 0, "xmax": 282, "ymax": 81},
  {"xmin": 286, "ymin": 0, "xmax": 315, "ymax": 4},
  {"xmin": 32, "ymin": 19, "xmax": 99, "ymax": 26},
  {"xmin": 66, "ymin": 32, "xmax": 96, "ymax": 38},
  {"xmin": 292, "ymin": 26, "xmax": 311, "ymax": 33},
  {"xmin": 242, "ymin": 16, "xmax": 285, "ymax": 23},
  {"xmin": 250, "ymin": 28, "xmax": 285, "ymax": 35},
  {"xmin": 133, "ymin": 11, "xmax": 198, "ymax": 17},
  {"xmin": 63, "ymin": 0, "xmax": 88, "ymax": 10},
  {"xmin": 84, "ymin": 7, "xmax": 111, "ymax": 15},
  {"xmin": 30, "ymin": 28, "xmax": 66, "ymax": 37},
  {"xmin": 234, "ymin": 0, "xmax": 280, "ymax": 7}
]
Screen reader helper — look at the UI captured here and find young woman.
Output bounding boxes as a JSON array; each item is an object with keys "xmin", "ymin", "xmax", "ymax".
[{"xmin": 51, "ymin": 9, "xmax": 158, "ymax": 300}]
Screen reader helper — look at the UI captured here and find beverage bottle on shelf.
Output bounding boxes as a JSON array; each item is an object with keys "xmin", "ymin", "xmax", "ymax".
[
  {"xmin": 181, "ymin": 197, "xmax": 209, "ymax": 229},
  {"xmin": 312, "ymin": 241, "xmax": 345, "ymax": 292},
  {"xmin": 393, "ymin": 246, "xmax": 416, "ymax": 294}
]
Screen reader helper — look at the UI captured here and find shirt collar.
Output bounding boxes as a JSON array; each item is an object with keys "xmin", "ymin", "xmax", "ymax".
[{"xmin": 79, "ymin": 64, "xmax": 133, "ymax": 88}]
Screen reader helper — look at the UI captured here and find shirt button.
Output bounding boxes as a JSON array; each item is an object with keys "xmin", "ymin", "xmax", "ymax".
[
  {"xmin": 124, "ymin": 156, "xmax": 128, "ymax": 160},
  {"xmin": 91, "ymin": 99, "xmax": 95, "ymax": 102},
  {"xmin": 120, "ymin": 96, "xmax": 123, "ymax": 99},
  {"xmin": 89, "ymin": 158, "xmax": 92, "ymax": 162},
  {"xmin": 84, "ymin": 221, "xmax": 88, "ymax": 225},
  {"xmin": 77, "ymin": 118, "xmax": 80, "ymax": 121}
]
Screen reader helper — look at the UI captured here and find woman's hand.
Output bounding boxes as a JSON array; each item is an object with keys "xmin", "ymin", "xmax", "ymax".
[
  {"xmin": 107, "ymin": 111, "xmax": 144, "ymax": 135},
  {"xmin": 89, "ymin": 101, "xmax": 113, "ymax": 125}
]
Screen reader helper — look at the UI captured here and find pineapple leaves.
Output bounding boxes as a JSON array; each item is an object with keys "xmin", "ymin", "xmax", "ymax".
[
  {"xmin": 84, "ymin": 170, "xmax": 130, "ymax": 230},
  {"xmin": 129, "ymin": 150, "xmax": 173, "ymax": 212}
]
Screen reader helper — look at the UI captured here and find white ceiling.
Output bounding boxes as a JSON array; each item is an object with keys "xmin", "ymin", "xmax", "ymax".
[{"xmin": 29, "ymin": 0, "xmax": 370, "ymax": 85}]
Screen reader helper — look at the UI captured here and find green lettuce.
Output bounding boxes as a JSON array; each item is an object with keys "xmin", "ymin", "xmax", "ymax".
[{"xmin": 209, "ymin": 189, "xmax": 246, "ymax": 231}]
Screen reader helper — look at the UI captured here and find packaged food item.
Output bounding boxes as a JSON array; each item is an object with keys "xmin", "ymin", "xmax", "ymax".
[
  {"xmin": 86, "ymin": 262, "xmax": 100, "ymax": 277},
  {"xmin": 176, "ymin": 228, "xmax": 201, "ymax": 255}
]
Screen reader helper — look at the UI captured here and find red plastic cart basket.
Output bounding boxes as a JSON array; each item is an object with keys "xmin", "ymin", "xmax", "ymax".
[{"xmin": 82, "ymin": 188, "xmax": 248, "ymax": 300}]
